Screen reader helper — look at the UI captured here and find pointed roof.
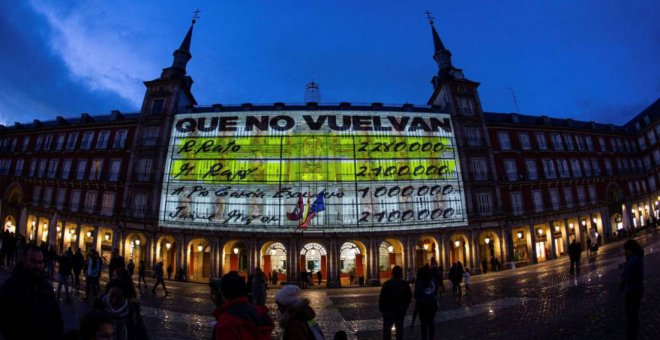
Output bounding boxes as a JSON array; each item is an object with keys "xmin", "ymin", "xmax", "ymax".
[
  {"xmin": 430, "ymin": 22, "xmax": 446, "ymax": 53},
  {"xmin": 178, "ymin": 22, "xmax": 194, "ymax": 53}
]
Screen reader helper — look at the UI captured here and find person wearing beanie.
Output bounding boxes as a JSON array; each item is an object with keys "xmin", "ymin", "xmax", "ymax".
[
  {"xmin": 275, "ymin": 284, "xmax": 323, "ymax": 340},
  {"xmin": 212, "ymin": 271, "xmax": 274, "ymax": 340}
]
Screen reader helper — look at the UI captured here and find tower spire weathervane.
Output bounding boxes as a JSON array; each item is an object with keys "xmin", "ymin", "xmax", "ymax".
[
  {"xmin": 192, "ymin": 9, "xmax": 201, "ymax": 24},
  {"xmin": 424, "ymin": 10, "xmax": 435, "ymax": 25}
]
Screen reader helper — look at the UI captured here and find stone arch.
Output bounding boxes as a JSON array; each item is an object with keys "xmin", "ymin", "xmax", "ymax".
[
  {"xmin": 3, "ymin": 215, "xmax": 16, "ymax": 233},
  {"xmin": 300, "ymin": 242, "xmax": 328, "ymax": 285},
  {"xmin": 223, "ymin": 240, "xmax": 249, "ymax": 275},
  {"xmin": 449, "ymin": 233, "xmax": 470, "ymax": 268},
  {"xmin": 186, "ymin": 237, "xmax": 211, "ymax": 281},
  {"xmin": 478, "ymin": 230, "xmax": 501, "ymax": 271},
  {"xmin": 511, "ymin": 226, "xmax": 531, "ymax": 265},
  {"xmin": 155, "ymin": 235, "xmax": 178, "ymax": 278},
  {"xmin": 3, "ymin": 182, "xmax": 23, "ymax": 204},
  {"xmin": 123, "ymin": 232, "xmax": 147, "ymax": 264},
  {"xmin": 339, "ymin": 240, "xmax": 368, "ymax": 286},
  {"xmin": 260, "ymin": 241, "xmax": 288, "ymax": 285},
  {"xmin": 413, "ymin": 236, "xmax": 440, "ymax": 270},
  {"xmin": 377, "ymin": 238, "xmax": 404, "ymax": 283}
]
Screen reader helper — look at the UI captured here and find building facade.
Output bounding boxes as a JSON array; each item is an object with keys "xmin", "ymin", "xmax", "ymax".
[{"xmin": 1, "ymin": 20, "xmax": 658, "ymax": 285}]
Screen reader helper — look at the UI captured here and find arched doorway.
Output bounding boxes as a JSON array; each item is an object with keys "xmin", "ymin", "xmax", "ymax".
[
  {"xmin": 449, "ymin": 234, "xmax": 469, "ymax": 268},
  {"xmin": 223, "ymin": 241, "xmax": 248, "ymax": 276},
  {"xmin": 156, "ymin": 236, "xmax": 177, "ymax": 279},
  {"xmin": 378, "ymin": 239, "xmax": 403, "ymax": 283},
  {"xmin": 478, "ymin": 231, "xmax": 501, "ymax": 272},
  {"xmin": 339, "ymin": 241, "xmax": 367, "ymax": 286},
  {"xmin": 188, "ymin": 238, "xmax": 211, "ymax": 281},
  {"xmin": 300, "ymin": 242, "xmax": 327, "ymax": 286},
  {"xmin": 124, "ymin": 233, "xmax": 146, "ymax": 265},
  {"xmin": 3, "ymin": 216, "xmax": 16, "ymax": 234},
  {"xmin": 511, "ymin": 228, "xmax": 530, "ymax": 265},
  {"xmin": 414, "ymin": 237, "xmax": 440, "ymax": 270},
  {"xmin": 261, "ymin": 242, "xmax": 287, "ymax": 285}
]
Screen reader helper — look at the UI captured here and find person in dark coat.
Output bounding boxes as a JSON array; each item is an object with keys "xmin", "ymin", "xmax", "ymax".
[
  {"xmin": 108, "ymin": 248, "xmax": 125, "ymax": 278},
  {"xmin": 93, "ymin": 280, "xmax": 149, "ymax": 340},
  {"xmin": 316, "ymin": 270, "xmax": 322, "ymax": 286},
  {"xmin": 378, "ymin": 265, "xmax": 412, "ymax": 340},
  {"xmin": 568, "ymin": 239, "xmax": 582, "ymax": 274},
  {"xmin": 449, "ymin": 261, "xmax": 465, "ymax": 296},
  {"xmin": 138, "ymin": 260, "xmax": 148, "ymax": 289},
  {"xmin": 482, "ymin": 258, "xmax": 488, "ymax": 274},
  {"xmin": 72, "ymin": 248, "xmax": 85, "ymax": 290},
  {"xmin": 620, "ymin": 240, "xmax": 644, "ymax": 339},
  {"xmin": 0, "ymin": 245, "xmax": 64, "ymax": 340},
  {"xmin": 276, "ymin": 284, "xmax": 322, "ymax": 340},
  {"xmin": 252, "ymin": 267, "xmax": 267, "ymax": 306},
  {"xmin": 57, "ymin": 249, "xmax": 74, "ymax": 300},
  {"xmin": 152, "ymin": 261, "xmax": 168, "ymax": 295},
  {"xmin": 166, "ymin": 264, "xmax": 173, "ymax": 280},
  {"xmin": 126, "ymin": 259, "xmax": 135, "ymax": 278},
  {"xmin": 414, "ymin": 265, "xmax": 438, "ymax": 340}
]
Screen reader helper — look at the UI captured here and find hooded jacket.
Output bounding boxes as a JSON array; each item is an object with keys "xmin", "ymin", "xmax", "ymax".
[
  {"xmin": 279, "ymin": 298, "xmax": 316, "ymax": 340},
  {"xmin": 214, "ymin": 296, "xmax": 274, "ymax": 340}
]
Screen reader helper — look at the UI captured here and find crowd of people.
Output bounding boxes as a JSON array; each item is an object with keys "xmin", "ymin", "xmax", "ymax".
[{"xmin": 0, "ymin": 227, "xmax": 648, "ymax": 339}]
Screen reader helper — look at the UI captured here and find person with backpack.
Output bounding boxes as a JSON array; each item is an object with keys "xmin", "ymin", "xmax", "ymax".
[
  {"xmin": 449, "ymin": 261, "xmax": 464, "ymax": 297},
  {"xmin": 276, "ymin": 284, "xmax": 324, "ymax": 340},
  {"xmin": 379, "ymin": 265, "xmax": 412, "ymax": 340},
  {"xmin": 414, "ymin": 265, "xmax": 438, "ymax": 340},
  {"xmin": 213, "ymin": 271, "xmax": 274, "ymax": 339}
]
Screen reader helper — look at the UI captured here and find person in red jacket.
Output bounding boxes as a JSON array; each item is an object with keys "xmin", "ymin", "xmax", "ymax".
[{"xmin": 212, "ymin": 271, "xmax": 274, "ymax": 340}]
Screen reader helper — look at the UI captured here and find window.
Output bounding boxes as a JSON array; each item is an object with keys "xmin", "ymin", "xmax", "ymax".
[
  {"xmin": 598, "ymin": 137, "xmax": 607, "ymax": 152},
  {"xmin": 70, "ymin": 190, "xmax": 81, "ymax": 212},
  {"xmin": 38, "ymin": 159, "xmax": 47, "ymax": 178},
  {"xmin": 43, "ymin": 187, "xmax": 53, "ymax": 208},
  {"xmin": 43, "ymin": 134, "xmax": 53, "ymax": 151},
  {"xmin": 32, "ymin": 186, "xmax": 41, "ymax": 205},
  {"xmin": 56, "ymin": 189, "xmax": 66, "ymax": 209},
  {"xmin": 557, "ymin": 159, "xmax": 570, "ymax": 178},
  {"xmin": 144, "ymin": 127, "xmax": 160, "ymax": 146},
  {"xmin": 458, "ymin": 98, "xmax": 474, "ymax": 115},
  {"xmin": 96, "ymin": 131, "xmax": 110, "ymax": 149},
  {"xmin": 84, "ymin": 191, "xmax": 97, "ymax": 213},
  {"xmin": 582, "ymin": 159, "xmax": 592, "ymax": 177},
  {"xmin": 0, "ymin": 159, "xmax": 10, "ymax": 176},
  {"xmin": 101, "ymin": 192, "xmax": 115, "ymax": 216},
  {"xmin": 35, "ymin": 136, "xmax": 44, "ymax": 151},
  {"xmin": 151, "ymin": 99, "xmax": 165, "ymax": 115},
  {"xmin": 564, "ymin": 134, "xmax": 574, "ymax": 151},
  {"xmin": 80, "ymin": 131, "xmax": 95, "ymax": 150},
  {"xmin": 510, "ymin": 192, "xmax": 523, "ymax": 216},
  {"xmin": 112, "ymin": 130, "xmax": 128, "ymax": 149},
  {"xmin": 89, "ymin": 159, "xmax": 104, "ymax": 180},
  {"xmin": 604, "ymin": 159, "xmax": 613, "ymax": 175},
  {"xmin": 591, "ymin": 159, "xmax": 601, "ymax": 176},
  {"xmin": 76, "ymin": 159, "xmax": 87, "ymax": 180},
  {"xmin": 585, "ymin": 136, "xmax": 594, "ymax": 151},
  {"xmin": 137, "ymin": 159, "xmax": 153, "ymax": 181},
  {"xmin": 563, "ymin": 187, "xmax": 574, "ymax": 208},
  {"xmin": 47, "ymin": 159, "xmax": 59, "ymax": 179},
  {"xmin": 465, "ymin": 128, "xmax": 481, "ymax": 146},
  {"xmin": 654, "ymin": 149, "xmax": 660, "ymax": 166},
  {"xmin": 10, "ymin": 138, "xmax": 17, "ymax": 152},
  {"xmin": 611, "ymin": 139, "xmax": 618, "ymax": 152},
  {"xmin": 570, "ymin": 158, "xmax": 582, "ymax": 177},
  {"xmin": 550, "ymin": 133, "xmax": 563, "ymax": 150},
  {"xmin": 649, "ymin": 177, "xmax": 657, "ymax": 191},
  {"xmin": 21, "ymin": 136, "xmax": 30, "ymax": 152},
  {"xmin": 476, "ymin": 193, "xmax": 492, "ymax": 215},
  {"xmin": 14, "ymin": 159, "xmax": 24, "ymax": 176},
  {"xmin": 61, "ymin": 159, "xmax": 72, "ymax": 179},
  {"xmin": 588, "ymin": 185, "xmax": 597, "ymax": 204},
  {"xmin": 575, "ymin": 135, "xmax": 585, "ymax": 151},
  {"xmin": 108, "ymin": 160, "xmax": 121, "ymax": 182},
  {"xmin": 532, "ymin": 190, "xmax": 543, "ymax": 213},
  {"xmin": 28, "ymin": 159, "xmax": 37, "ymax": 177},
  {"xmin": 542, "ymin": 159, "xmax": 556, "ymax": 179},
  {"xmin": 519, "ymin": 133, "xmax": 531, "ymax": 150},
  {"xmin": 133, "ymin": 194, "xmax": 147, "ymax": 217},
  {"xmin": 577, "ymin": 187, "xmax": 586, "ymax": 206},
  {"xmin": 55, "ymin": 134, "xmax": 66, "ymax": 151},
  {"xmin": 504, "ymin": 159, "xmax": 517, "ymax": 181},
  {"xmin": 549, "ymin": 188, "xmax": 560, "ymax": 211},
  {"xmin": 525, "ymin": 159, "xmax": 538, "ymax": 180},
  {"xmin": 648, "ymin": 131, "xmax": 657, "ymax": 146},
  {"xmin": 643, "ymin": 156, "xmax": 651, "ymax": 171},
  {"xmin": 498, "ymin": 132, "xmax": 511, "ymax": 150},
  {"xmin": 535, "ymin": 133, "xmax": 547, "ymax": 150},
  {"xmin": 637, "ymin": 136, "xmax": 647, "ymax": 150},
  {"xmin": 471, "ymin": 159, "xmax": 488, "ymax": 180},
  {"xmin": 66, "ymin": 133, "xmax": 79, "ymax": 151}
]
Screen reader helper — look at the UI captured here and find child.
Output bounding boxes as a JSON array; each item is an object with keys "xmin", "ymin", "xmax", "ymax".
[{"xmin": 463, "ymin": 268, "xmax": 472, "ymax": 295}]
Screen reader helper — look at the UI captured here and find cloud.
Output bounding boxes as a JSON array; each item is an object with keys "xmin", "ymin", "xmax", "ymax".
[{"xmin": 27, "ymin": 1, "xmax": 156, "ymax": 108}]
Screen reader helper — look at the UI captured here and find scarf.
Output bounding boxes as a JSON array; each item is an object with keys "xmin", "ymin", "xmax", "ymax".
[{"xmin": 103, "ymin": 294, "xmax": 129, "ymax": 340}]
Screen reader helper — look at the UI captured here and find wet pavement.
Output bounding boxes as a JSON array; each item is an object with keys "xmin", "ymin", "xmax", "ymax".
[{"xmin": 1, "ymin": 231, "xmax": 658, "ymax": 339}]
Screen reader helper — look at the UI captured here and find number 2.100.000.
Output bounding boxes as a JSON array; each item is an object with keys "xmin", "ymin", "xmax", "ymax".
[
  {"xmin": 358, "ymin": 208, "xmax": 455, "ymax": 223},
  {"xmin": 356, "ymin": 164, "xmax": 450, "ymax": 178}
]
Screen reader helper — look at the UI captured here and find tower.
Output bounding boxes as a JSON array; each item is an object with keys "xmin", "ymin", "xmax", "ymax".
[{"xmin": 304, "ymin": 82, "xmax": 321, "ymax": 103}]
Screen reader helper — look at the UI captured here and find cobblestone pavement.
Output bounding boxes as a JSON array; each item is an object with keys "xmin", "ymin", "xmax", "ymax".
[{"xmin": 1, "ymin": 231, "xmax": 658, "ymax": 339}]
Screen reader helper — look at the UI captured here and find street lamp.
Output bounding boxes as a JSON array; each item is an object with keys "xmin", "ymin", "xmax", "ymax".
[
  {"xmin": 69, "ymin": 229, "xmax": 75, "ymax": 235},
  {"xmin": 581, "ymin": 220, "xmax": 586, "ymax": 226},
  {"xmin": 554, "ymin": 225, "xmax": 560, "ymax": 233},
  {"xmin": 86, "ymin": 231, "xmax": 92, "ymax": 238},
  {"xmin": 454, "ymin": 240, "xmax": 460, "ymax": 248},
  {"xmin": 537, "ymin": 229, "xmax": 543, "ymax": 236},
  {"xmin": 569, "ymin": 223, "xmax": 574, "ymax": 229},
  {"xmin": 233, "ymin": 247, "xmax": 239, "ymax": 255},
  {"xmin": 270, "ymin": 249, "xmax": 276, "ymax": 256},
  {"xmin": 517, "ymin": 232, "xmax": 523, "ymax": 240},
  {"xmin": 387, "ymin": 245, "xmax": 394, "ymax": 253},
  {"xmin": 104, "ymin": 233, "xmax": 111, "ymax": 241},
  {"xmin": 134, "ymin": 239, "xmax": 140, "ymax": 246},
  {"xmin": 165, "ymin": 241, "xmax": 171, "ymax": 250},
  {"xmin": 592, "ymin": 217, "xmax": 598, "ymax": 224},
  {"xmin": 423, "ymin": 239, "xmax": 430, "ymax": 250},
  {"xmin": 197, "ymin": 244, "xmax": 203, "ymax": 252},
  {"xmin": 485, "ymin": 237, "xmax": 490, "ymax": 245}
]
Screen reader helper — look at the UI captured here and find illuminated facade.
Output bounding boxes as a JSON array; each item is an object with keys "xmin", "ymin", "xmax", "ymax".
[{"xmin": 0, "ymin": 20, "xmax": 658, "ymax": 284}]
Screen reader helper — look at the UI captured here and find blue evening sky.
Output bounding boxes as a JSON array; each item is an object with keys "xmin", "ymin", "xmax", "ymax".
[{"xmin": 0, "ymin": 0, "xmax": 658, "ymax": 126}]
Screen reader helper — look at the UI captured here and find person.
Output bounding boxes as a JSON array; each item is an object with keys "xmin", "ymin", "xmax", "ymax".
[
  {"xmin": 94, "ymin": 280, "xmax": 149, "ymax": 340},
  {"xmin": 482, "ymin": 258, "xmax": 488, "ymax": 274},
  {"xmin": 379, "ymin": 265, "xmax": 412, "ymax": 340},
  {"xmin": 568, "ymin": 239, "xmax": 582, "ymax": 274},
  {"xmin": 152, "ymin": 261, "xmax": 168, "ymax": 295},
  {"xmin": 591, "ymin": 235, "xmax": 599, "ymax": 257},
  {"xmin": 586, "ymin": 237, "xmax": 592, "ymax": 257},
  {"xmin": 431, "ymin": 263, "xmax": 444, "ymax": 298},
  {"xmin": 138, "ymin": 260, "xmax": 148, "ymax": 289},
  {"xmin": 316, "ymin": 270, "xmax": 322, "ymax": 286},
  {"xmin": 463, "ymin": 268, "xmax": 472, "ymax": 295},
  {"xmin": 72, "ymin": 248, "xmax": 85, "ymax": 290},
  {"xmin": 449, "ymin": 261, "xmax": 464, "ymax": 297},
  {"xmin": 112, "ymin": 268, "xmax": 138, "ymax": 301},
  {"xmin": 252, "ymin": 267, "xmax": 267, "ymax": 306},
  {"xmin": 108, "ymin": 248, "xmax": 125, "ymax": 278},
  {"xmin": 414, "ymin": 265, "xmax": 438, "ymax": 340},
  {"xmin": 301, "ymin": 270, "xmax": 308, "ymax": 289},
  {"xmin": 276, "ymin": 284, "xmax": 323, "ymax": 340},
  {"xmin": 0, "ymin": 245, "xmax": 64, "ymax": 339},
  {"xmin": 127, "ymin": 259, "xmax": 135, "ymax": 278},
  {"xmin": 167, "ymin": 264, "xmax": 173, "ymax": 280},
  {"xmin": 620, "ymin": 239, "xmax": 644, "ymax": 339},
  {"xmin": 74, "ymin": 310, "xmax": 114, "ymax": 340},
  {"xmin": 334, "ymin": 330, "xmax": 348, "ymax": 340},
  {"xmin": 212, "ymin": 271, "xmax": 274, "ymax": 339},
  {"xmin": 86, "ymin": 250, "xmax": 102, "ymax": 300},
  {"xmin": 57, "ymin": 248, "xmax": 74, "ymax": 300},
  {"xmin": 272, "ymin": 270, "xmax": 278, "ymax": 286}
]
